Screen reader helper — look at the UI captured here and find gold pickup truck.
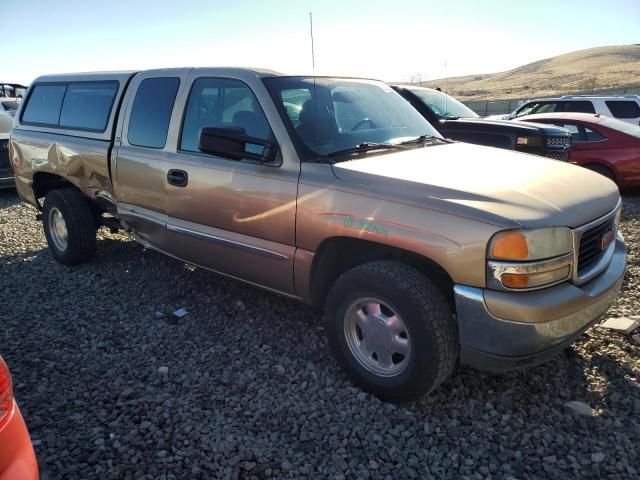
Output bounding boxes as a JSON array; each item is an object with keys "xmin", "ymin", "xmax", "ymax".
[{"xmin": 10, "ymin": 68, "xmax": 626, "ymax": 400}]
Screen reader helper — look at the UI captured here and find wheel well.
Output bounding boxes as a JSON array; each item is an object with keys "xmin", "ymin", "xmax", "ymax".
[
  {"xmin": 310, "ymin": 237, "xmax": 455, "ymax": 311},
  {"xmin": 583, "ymin": 163, "xmax": 617, "ymax": 182},
  {"xmin": 31, "ymin": 173, "xmax": 102, "ymax": 224},
  {"xmin": 32, "ymin": 172, "xmax": 76, "ymax": 201}
]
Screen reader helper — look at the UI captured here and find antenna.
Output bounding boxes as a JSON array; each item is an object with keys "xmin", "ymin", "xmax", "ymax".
[{"xmin": 309, "ymin": 12, "xmax": 316, "ymax": 72}]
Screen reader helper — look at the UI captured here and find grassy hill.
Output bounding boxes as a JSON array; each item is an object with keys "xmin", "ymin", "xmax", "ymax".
[{"xmin": 421, "ymin": 45, "xmax": 640, "ymax": 100}]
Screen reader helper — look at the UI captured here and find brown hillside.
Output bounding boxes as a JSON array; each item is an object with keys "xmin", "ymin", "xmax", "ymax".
[{"xmin": 422, "ymin": 45, "xmax": 640, "ymax": 100}]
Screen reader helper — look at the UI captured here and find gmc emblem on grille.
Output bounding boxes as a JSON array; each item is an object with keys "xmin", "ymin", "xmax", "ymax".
[{"xmin": 601, "ymin": 224, "xmax": 616, "ymax": 251}]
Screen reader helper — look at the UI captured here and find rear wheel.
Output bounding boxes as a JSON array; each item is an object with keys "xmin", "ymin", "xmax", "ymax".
[
  {"xmin": 324, "ymin": 260, "xmax": 458, "ymax": 401},
  {"xmin": 43, "ymin": 189, "xmax": 97, "ymax": 265}
]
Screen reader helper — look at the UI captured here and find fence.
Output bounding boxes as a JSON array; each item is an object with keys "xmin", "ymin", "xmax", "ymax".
[{"xmin": 461, "ymin": 86, "xmax": 640, "ymax": 116}]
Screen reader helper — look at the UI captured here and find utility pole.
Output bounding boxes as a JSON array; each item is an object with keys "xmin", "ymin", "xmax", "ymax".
[{"xmin": 309, "ymin": 13, "xmax": 315, "ymax": 72}]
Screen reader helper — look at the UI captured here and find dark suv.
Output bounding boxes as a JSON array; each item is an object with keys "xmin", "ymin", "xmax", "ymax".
[{"xmin": 392, "ymin": 85, "xmax": 571, "ymax": 160}]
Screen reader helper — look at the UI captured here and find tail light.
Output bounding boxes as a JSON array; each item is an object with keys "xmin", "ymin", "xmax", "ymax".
[{"xmin": 0, "ymin": 355, "xmax": 14, "ymax": 429}]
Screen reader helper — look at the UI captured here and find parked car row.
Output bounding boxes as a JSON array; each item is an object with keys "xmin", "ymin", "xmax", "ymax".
[
  {"xmin": 3, "ymin": 82, "xmax": 640, "ymax": 190},
  {"xmin": 394, "ymin": 86, "xmax": 640, "ymax": 188},
  {"xmin": 391, "ymin": 85, "xmax": 572, "ymax": 160}
]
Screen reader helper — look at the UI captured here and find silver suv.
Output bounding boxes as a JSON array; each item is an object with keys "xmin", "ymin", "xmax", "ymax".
[{"xmin": 496, "ymin": 95, "xmax": 640, "ymax": 125}]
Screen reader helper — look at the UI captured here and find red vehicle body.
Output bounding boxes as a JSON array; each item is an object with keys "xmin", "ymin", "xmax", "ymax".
[
  {"xmin": 519, "ymin": 112, "xmax": 640, "ymax": 188},
  {"xmin": 0, "ymin": 356, "xmax": 38, "ymax": 480}
]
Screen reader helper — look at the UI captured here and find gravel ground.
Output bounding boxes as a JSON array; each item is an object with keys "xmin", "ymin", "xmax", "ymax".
[{"xmin": 1, "ymin": 189, "xmax": 639, "ymax": 480}]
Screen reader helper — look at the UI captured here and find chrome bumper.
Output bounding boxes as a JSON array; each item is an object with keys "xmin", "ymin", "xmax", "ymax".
[{"xmin": 454, "ymin": 234, "xmax": 626, "ymax": 372}]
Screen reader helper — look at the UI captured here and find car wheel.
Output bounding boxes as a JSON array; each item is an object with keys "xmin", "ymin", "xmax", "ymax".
[
  {"xmin": 324, "ymin": 260, "xmax": 459, "ymax": 401},
  {"xmin": 43, "ymin": 188, "xmax": 97, "ymax": 265}
]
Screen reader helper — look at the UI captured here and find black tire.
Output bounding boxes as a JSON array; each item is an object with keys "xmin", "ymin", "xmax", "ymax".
[
  {"xmin": 585, "ymin": 164, "xmax": 616, "ymax": 184},
  {"xmin": 324, "ymin": 260, "xmax": 459, "ymax": 401},
  {"xmin": 42, "ymin": 188, "xmax": 97, "ymax": 265}
]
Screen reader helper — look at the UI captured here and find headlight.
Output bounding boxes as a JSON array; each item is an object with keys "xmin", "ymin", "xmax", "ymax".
[
  {"xmin": 489, "ymin": 227, "xmax": 572, "ymax": 261},
  {"xmin": 487, "ymin": 227, "xmax": 573, "ymax": 291},
  {"xmin": 516, "ymin": 136, "xmax": 542, "ymax": 147}
]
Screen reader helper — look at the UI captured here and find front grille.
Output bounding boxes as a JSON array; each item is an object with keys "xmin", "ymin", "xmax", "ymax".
[
  {"xmin": 543, "ymin": 136, "xmax": 571, "ymax": 161},
  {"xmin": 546, "ymin": 136, "xmax": 571, "ymax": 148},
  {"xmin": 543, "ymin": 150, "xmax": 567, "ymax": 160},
  {"xmin": 578, "ymin": 217, "xmax": 616, "ymax": 272}
]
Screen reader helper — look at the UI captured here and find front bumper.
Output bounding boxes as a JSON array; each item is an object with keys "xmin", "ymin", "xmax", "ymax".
[{"xmin": 454, "ymin": 234, "xmax": 626, "ymax": 372}]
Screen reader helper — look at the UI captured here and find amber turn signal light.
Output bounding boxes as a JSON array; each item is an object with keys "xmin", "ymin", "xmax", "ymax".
[{"xmin": 490, "ymin": 231, "xmax": 529, "ymax": 260}]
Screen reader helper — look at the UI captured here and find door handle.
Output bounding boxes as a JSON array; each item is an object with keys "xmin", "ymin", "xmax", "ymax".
[{"xmin": 167, "ymin": 169, "xmax": 188, "ymax": 187}]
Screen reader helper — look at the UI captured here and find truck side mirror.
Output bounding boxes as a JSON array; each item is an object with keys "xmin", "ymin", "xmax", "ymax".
[{"xmin": 198, "ymin": 127, "xmax": 277, "ymax": 163}]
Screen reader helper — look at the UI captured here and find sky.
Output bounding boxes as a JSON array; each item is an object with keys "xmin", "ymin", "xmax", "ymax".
[{"xmin": 2, "ymin": 0, "xmax": 639, "ymax": 85}]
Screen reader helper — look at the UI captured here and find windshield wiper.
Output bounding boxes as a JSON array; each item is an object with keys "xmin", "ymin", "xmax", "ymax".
[
  {"xmin": 398, "ymin": 135, "xmax": 448, "ymax": 145},
  {"xmin": 327, "ymin": 142, "xmax": 409, "ymax": 158}
]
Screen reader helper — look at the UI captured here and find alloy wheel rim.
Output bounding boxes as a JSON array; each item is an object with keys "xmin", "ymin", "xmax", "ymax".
[
  {"xmin": 344, "ymin": 297, "xmax": 411, "ymax": 377},
  {"xmin": 49, "ymin": 207, "xmax": 68, "ymax": 251}
]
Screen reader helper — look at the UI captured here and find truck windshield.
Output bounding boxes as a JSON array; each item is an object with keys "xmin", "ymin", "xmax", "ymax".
[
  {"xmin": 263, "ymin": 77, "xmax": 442, "ymax": 161},
  {"xmin": 407, "ymin": 87, "xmax": 478, "ymax": 119}
]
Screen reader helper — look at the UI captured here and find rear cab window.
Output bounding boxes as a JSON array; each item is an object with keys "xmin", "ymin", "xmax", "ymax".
[
  {"xmin": 127, "ymin": 77, "xmax": 180, "ymax": 149},
  {"xmin": 59, "ymin": 83, "xmax": 118, "ymax": 131},
  {"xmin": 21, "ymin": 81, "xmax": 118, "ymax": 132},
  {"xmin": 605, "ymin": 100, "xmax": 640, "ymax": 119},
  {"xmin": 21, "ymin": 85, "xmax": 67, "ymax": 125}
]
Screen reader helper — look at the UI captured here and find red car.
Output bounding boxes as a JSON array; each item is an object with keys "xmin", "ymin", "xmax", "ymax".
[
  {"xmin": 0, "ymin": 355, "xmax": 38, "ymax": 480},
  {"xmin": 519, "ymin": 112, "xmax": 640, "ymax": 188}
]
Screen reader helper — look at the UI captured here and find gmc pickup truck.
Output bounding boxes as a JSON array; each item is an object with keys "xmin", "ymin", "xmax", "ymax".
[{"xmin": 10, "ymin": 68, "xmax": 626, "ymax": 400}]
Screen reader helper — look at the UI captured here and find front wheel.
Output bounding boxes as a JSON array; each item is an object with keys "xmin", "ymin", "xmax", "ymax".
[
  {"xmin": 43, "ymin": 188, "xmax": 97, "ymax": 265},
  {"xmin": 324, "ymin": 261, "xmax": 459, "ymax": 401}
]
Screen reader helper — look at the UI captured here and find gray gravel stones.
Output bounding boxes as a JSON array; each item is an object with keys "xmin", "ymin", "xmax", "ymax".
[{"xmin": 1, "ymin": 189, "xmax": 640, "ymax": 479}]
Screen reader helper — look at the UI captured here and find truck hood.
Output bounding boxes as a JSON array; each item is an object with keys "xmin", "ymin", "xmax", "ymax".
[
  {"xmin": 331, "ymin": 142, "xmax": 619, "ymax": 229},
  {"xmin": 441, "ymin": 117, "xmax": 568, "ymax": 136}
]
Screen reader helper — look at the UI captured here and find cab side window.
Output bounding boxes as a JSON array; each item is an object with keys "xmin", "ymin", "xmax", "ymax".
[
  {"xmin": 180, "ymin": 78, "xmax": 274, "ymax": 153},
  {"xmin": 128, "ymin": 77, "xmax": 180, "ymax": 149}
]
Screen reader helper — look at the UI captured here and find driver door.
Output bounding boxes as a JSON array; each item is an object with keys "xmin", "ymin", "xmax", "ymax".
[{"xmin": 162, "ymin": 73, "xmax": 299, "ymax": 294}]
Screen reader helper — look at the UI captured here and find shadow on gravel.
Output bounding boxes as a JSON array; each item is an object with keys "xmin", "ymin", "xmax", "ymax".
[{"xmin": 0, "ymin": 188, "xmax": 19, "ymax": 204}]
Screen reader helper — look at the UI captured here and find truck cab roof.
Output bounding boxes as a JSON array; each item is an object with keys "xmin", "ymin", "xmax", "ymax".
[{"xmin": 32, "ymin": 67, "xmax": 286, "ymax": 85}]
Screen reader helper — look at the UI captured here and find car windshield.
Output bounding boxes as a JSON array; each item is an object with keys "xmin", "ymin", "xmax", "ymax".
[
  {"xmin": 263, "ymin": 77, "xmax": 442, "ymax": 160},
  {"xmin": 599, "ymin": 116, "xmax": 640, "ymax": 139},
  {"xmin": 407, "ymin": 87, "xmax": 478, "ymax": 119}
]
